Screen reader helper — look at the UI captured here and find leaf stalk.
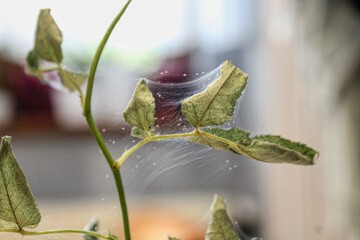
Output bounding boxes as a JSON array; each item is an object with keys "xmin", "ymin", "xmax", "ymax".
[{"xmin": 0, "ymin": 229, "xmax": 115, "ymax": 240}]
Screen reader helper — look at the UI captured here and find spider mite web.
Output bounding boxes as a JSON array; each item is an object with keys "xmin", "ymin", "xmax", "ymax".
[{"xmin": 104, "ymin": 63, "xmax": 262, "ymax": 239}]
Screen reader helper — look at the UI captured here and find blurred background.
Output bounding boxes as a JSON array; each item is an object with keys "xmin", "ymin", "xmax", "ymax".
[{"xmin": 0, "ymin": 0, "xmax": 359, "ymax": 239}]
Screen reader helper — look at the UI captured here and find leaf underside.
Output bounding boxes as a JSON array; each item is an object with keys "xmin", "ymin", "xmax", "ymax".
[
  {"xmin": 0, "ymin": 136, "xmax": 41, "ymax": 230},
  {"xmin": 206, "ymin": 195, "xmax": 239, "ymax": 240},
  {"xmin": 192, "ymin": 128, "xmax": 317, "ymax": 165},
  {"xmin": 123, "ymin": 79, "xmax": 155, "ymax": 134},
  {"xmin": 181, "ymin": 60, "xmax": 248, "ymax": 128}
]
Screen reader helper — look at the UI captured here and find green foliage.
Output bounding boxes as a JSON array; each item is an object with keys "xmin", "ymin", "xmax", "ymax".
[
  {"xmin": 123, "ymin": 79, "xmax": 156, "ymax": 136},
  {"xmin": 34, "ymin": 9, "xmax": 63, "ymax": 63},
  {"xmin": 122, "ymin": 61, "xmax": 317, "ymax": 166},
  {"xmin": 59, "ymin": 68, "xmax": 88, "ymax": 92},
  {"xmin": 193, "ymin": 127, "xmax": 317, "ymax": 165},
  {"xmin": 0, "ymin": 1, "xmax": 319, "ymax": 239},
  {"xmin": 205, "ymin": 195, "xmax": 240, "ymax": 240},
  {"xmin": 26, "ymin": 9, "xmax": 86, "ymax": 95},
  {"xmin": 0, "ymin": 136, "xmax": 41, "ymax": 230},
  {"xmin": 181, "ymin": 60, "xmax": 248, "ymax": 128}
]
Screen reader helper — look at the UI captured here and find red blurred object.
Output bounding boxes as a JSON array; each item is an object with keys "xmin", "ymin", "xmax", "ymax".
[{"xmin": 0, "ymin": 57, "xmax": 54, "ymax": 131}]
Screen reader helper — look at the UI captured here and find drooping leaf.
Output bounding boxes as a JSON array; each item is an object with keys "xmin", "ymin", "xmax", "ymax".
[
  {"xmin": 34, "ymin": 9, "xmax": 63, "ymax": 63},
  {"xmin": 0, "ymin": 136, "xmax": 41, "ymax": 230},
  {"xmin": 181, "ymin": 61, "xmax": 248, "ymax": 128},
  {"xmin": 192, "ymin": 128, "xmax": 318, "ymax": 165},
  {"xmin": 83, "ymin": 218, "xmax": 99, "ymax": 240},
  {"xmin": 59, "ymin": 68, "xmax": 87, "ymax": 92},
  {"xmin": 205, "ymin": 195, "xmax": 240, "ymax": 240},
  {"xmin": 123, "ymin": 79, "xmax": 155, "ymax": 133}
]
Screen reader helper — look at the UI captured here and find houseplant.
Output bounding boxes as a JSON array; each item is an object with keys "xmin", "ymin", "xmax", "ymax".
[{"xmin": 0, "ymin": 1, "xmax": 318, "ymax": 239}]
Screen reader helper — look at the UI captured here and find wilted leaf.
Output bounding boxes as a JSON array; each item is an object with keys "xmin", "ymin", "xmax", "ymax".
[
  {"xmin": 0, "ymin": 136, "xmax": 41, "ymax": 230},
  {"xmin": 205, "ymin": 195, "xmax": 239, "ymax": 240},
  {"xmin": 193, "ymin": 128, "xmax": 318, "ymax": 165},
  {"xmin": 59, "ymin": 68, "xmax": 87, "ymax": 92},
  {"xmin": 181, "ymin": 61, "xmax": 247, "ymax": 128},
  {"xmin": 123, "ymin": 79, "xmax": 155, "ymax": 132},
  {"xmin": 34, "ymin": 9, "xmax": 63, "ymax": 63},
  {"xmin": 83, "ymin": 218, "xmax": 99, "ymax": 240}
]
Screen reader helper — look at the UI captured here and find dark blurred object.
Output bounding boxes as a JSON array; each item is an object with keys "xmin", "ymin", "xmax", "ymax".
[
  {"xmin": 0, "ymin": 55, "xmax": 54, "ymax": 131},
  {"xmin": 147, "ymin": 53, "xmax": 193, "ymax": 131}
]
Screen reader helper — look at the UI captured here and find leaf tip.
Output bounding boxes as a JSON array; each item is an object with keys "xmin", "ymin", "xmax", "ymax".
[
  {"xmin": 211, "ymin": 194, "xmax": 226, "ymax": 212},
  {"xmin": 1, "ymin": 135, "xmax": 12, "ymax": 148}
]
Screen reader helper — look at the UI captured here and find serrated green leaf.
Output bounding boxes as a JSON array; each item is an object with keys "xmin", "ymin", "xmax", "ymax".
[
  {"xmin": 59, "ymin": 68, "xmax": 87, "ymax": 92},
  {"xmin": 181, "ymin": 61, "xmax": 248, "ymax": 128},
  {"xmin": 123, "ymin": 79, "xmax": 155, "ymax": 132},
  {"xmin": 193, "ymin": 128, "xmax": 318, "ymax": 165},
  {"xmin": 83, "ymin": 218, "xmax": 98, "ymax": 240},
  {"xmin": 34, "ymin": 9, "xmax": 63, "ymax": 63},
  {"xmin": 205, "ymin": 195, "xmax": 240, "ymax": 240},
  {"xmin": 0, "ymin": 136, "xmax": 41, "ymax": 230}
]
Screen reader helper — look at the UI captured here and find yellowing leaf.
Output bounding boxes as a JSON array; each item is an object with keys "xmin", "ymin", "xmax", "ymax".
[
  {"xmin": 34, "ymin": 9, "xmax": 63, "ymax": 63},
  {"xmin": 0, "ymin": 136, "xmax": 41, "ymax": 230},
  {"xmin": 123, "ymin": 79, "xmax": 155, "ymax": 133},
  {"xmin": 193, "ymin": 128, "xmax": 318, "ymax": 165},
  {"xmin": 181, "ymin": 61, "xmax": 248, "ymax": 128},
  {"xmin": 205, "ymin": 195, "xmax": 240, "ymax": 240}
]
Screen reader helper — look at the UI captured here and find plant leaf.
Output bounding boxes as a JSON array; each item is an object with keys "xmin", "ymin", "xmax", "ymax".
[
  {"xmin": 205, "ymin": 195, "xmax": 240, "ymax": 240},
  {"xmin": 181, "ymin": 61, "xmax": 248, "ymax": 128},
  {"xmin": 123, "ymin": 79, "xmax": 155, "ymax": 132},
  {"xmin": 59, "ymin": 68, "xmax": 87, "ymax": 92},
  {"xmin": 168, "ymin": 237, "xmax": 181, "ymax": 240},
  {"xmin": 0, "ymin": 136, "xmax": 41, "ymax": 230},
  {"xmin": 130, "ymin": 126, "xmax": 155, "ymax": 139},
  {"xmin": 83, "ymin": 218, "xmax": 99, "ymax": 240},
  {"xmin": 26, "ymin": 50, "xmax": 40, "ymax": 70},
  {"xmin": 192, "ymin": 128, "xmax": 318, "ymax": 165},
  {"xmin": 34, "ymin": 9, "xmax": 63, "ymax": 63}
]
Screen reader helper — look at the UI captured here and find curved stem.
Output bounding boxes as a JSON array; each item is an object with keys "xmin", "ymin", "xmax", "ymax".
[
  {"xmin": 84, "ymin": 0, "xmax": 132, "ymax": 115},
  {"xmin": 83, "ymin": 1, "xmax": 133, "ymax": 240},
  {"xmin": 113, "ymin": 129, "xmax": 249, "ymax": 169},
  {"xmin": 0, "ymin": 229, "xmax": 113, "ymax": 240}
]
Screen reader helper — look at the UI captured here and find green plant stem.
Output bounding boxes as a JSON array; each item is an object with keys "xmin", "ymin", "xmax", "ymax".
[
  {"xmin": 83, "ymin": 1, "xmax": 132, "ymax": 240},
  {"xmin": 38, "ymin": 65, "xmax": 59, "ymax": 72},
  {"xmin": 114, "ymin": 131, "xmax": 197, "ymax": 169},
  {"xmin": 114, "ymin": 131, "xmax": 200, "ymax": 169},
  {"xmin": 113, "ymin": 129, "xmax": 250, "ymax": 169},
  {"xmin": 0, "ymin": 229, "xmax": 113, "ymax": 240},
  {"xmin": 199, "ymin": 130, "xmax": 246, "ymax": 155}
]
